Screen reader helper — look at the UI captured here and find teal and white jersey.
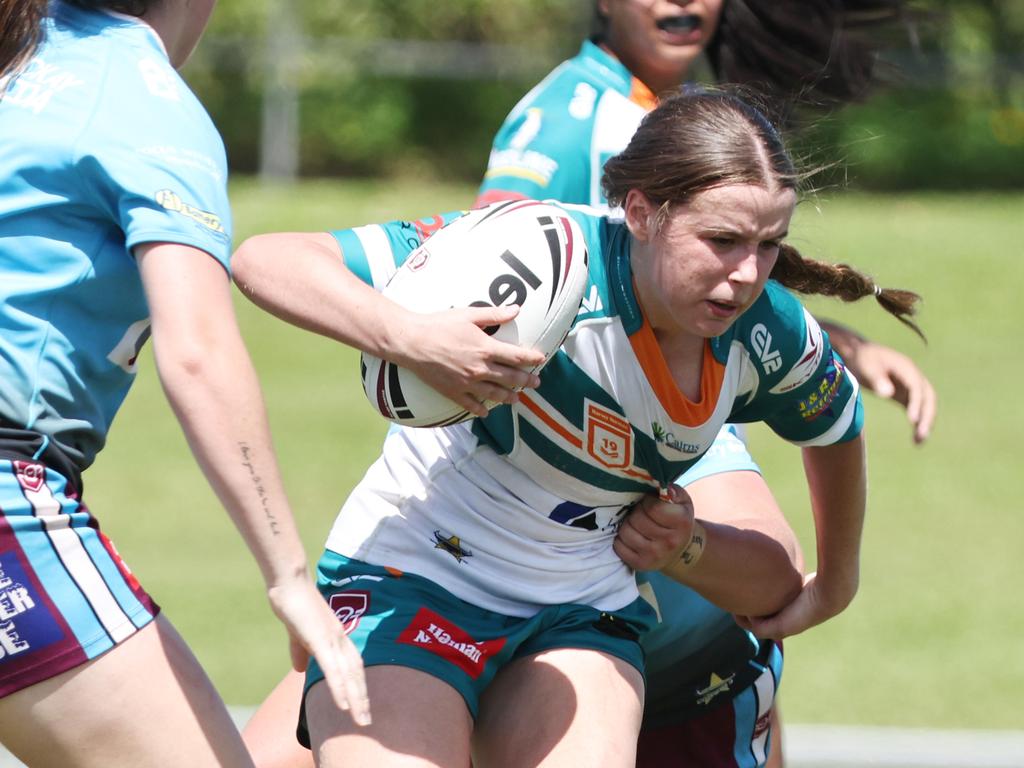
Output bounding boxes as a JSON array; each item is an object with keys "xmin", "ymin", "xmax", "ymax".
[
  {"xmin": 478, "ymin": 40, "xmax": 655, "ymax": 210},
  {"xmin": 0, "ymin": 1, "xmax": 232, "ymax": 470},
  {"xmin": 325, "ymin": 205, "xmax": 862, "ymax": 616}
]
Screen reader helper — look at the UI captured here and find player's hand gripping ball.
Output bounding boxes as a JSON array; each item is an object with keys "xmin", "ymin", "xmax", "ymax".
[{"xmin": 361, "ymin": 200, "xmax": 589, "ymax": 427}]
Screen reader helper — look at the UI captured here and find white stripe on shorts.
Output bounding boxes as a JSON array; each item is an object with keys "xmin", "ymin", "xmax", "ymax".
[
  {"xmin": 750, "ymin": 661, "xmax": 778, "ymax": 765},
  {"xmin": 21, "ymin": 479, "xmax": 135, "ymax": 643}
]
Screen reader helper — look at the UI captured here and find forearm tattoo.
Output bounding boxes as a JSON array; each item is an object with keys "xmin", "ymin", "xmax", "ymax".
[{"xmin": 239, "ymin": 442, "xmax": 280, "ymax": 535}]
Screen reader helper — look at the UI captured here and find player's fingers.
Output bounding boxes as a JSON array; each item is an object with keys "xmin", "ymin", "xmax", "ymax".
[
  {"xmin": 487, "ymin": 339, "xmax": 547, "ymax": 369},
  {"xmin": 318, "ymin": 639, "xmax": 371, "ymax": 726},
  {"xmin": 464, "ymin": 302, "xmax": 521, "ymax": 329},
  {"xmin": 612, "ymin": 535, "xmax": 643, "ymax": 569},
  {"xmin": 912, "ymin": 378, "xmax": 938, "ymax": 444},
  {"xmin": 861, "ymin": 365, "xmax": 895, "ymax": 398},
  {"xmin": 448, "ymin": 391, "xmax": 490, "ymax": 418},
  {"xmin": 475, "ymin": 363, "xmax": 541, "ymax": 393},
  {"xmin": 733, "ymin": 614, "xmax": 754, "ymax": 633}
]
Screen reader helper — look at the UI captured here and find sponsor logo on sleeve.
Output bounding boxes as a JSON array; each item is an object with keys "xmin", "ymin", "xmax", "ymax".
[
  {"xmin": 750, "ymin": 323, "xmax": 782, "ymax": 374},
  {"xmin": 770, "ymin": 310, "xmax": 825, "ymax": 394},
  {"xmin": 155, "ymin": 189, "xmax": 226, "ymax": 234},
  {"xmin": 797, "ymin": 357, "xmax": 846, "ymax": 422},
  {"xmin": 397, "ymin": 607, "xmax": 506, "ymax": 679}
]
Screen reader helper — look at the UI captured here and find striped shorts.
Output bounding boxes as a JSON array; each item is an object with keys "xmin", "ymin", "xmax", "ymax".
[{"xmin": 0, "ymin": 458, "xmax": 158, "ymax": 697}]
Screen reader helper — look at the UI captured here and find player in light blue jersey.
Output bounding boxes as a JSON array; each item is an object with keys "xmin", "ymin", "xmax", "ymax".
[
  {"xmin": 232, "ymin": 90, "xmax": 922, "ymax": 768},
  {"xmin": 0, "ymin": 2, "xmax": 369, "ymax": 766},
  {"xmin": 479, "ymin": 4, "xmax": 936, "ymax": 767}
]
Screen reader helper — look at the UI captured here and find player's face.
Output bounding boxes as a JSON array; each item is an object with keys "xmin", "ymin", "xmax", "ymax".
[
  {"xmin": 626, "ymin": 183, "xmax": 796, "ymax": 343},
  {"xmin": 598, "ymin": 0, "xmax": 724, "ymax": 93}
]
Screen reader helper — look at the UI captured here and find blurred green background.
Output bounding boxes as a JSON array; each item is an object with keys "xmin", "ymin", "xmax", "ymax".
[{"xmin": 85, "ymin": 0, "xmax": 1024, "ymax": 732}]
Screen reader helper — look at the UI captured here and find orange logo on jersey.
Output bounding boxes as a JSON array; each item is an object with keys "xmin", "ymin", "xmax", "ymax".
[{"xmin": 585, "ymin": 402, "xmax": 632, "ymax": 469}]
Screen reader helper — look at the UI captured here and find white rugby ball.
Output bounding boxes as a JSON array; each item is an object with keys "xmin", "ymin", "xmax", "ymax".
[{"xmin": 361, "ymin": 200, "xmax": 589, "ymax": 427}]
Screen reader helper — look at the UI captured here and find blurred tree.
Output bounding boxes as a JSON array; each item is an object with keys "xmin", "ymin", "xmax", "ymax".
[{"xmin": 182, "ymin": 0, "xmax": 1024, "ymax": 188}]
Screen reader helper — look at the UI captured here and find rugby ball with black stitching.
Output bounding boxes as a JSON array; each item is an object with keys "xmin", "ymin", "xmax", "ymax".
[{"xmin": 361, "ymin": 200, "xmax": 589, "ymax": 427}]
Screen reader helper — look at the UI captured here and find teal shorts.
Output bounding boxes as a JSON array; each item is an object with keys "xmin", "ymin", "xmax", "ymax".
[{"xmin": 299, "ymin": 551, "xmax": 655, "ymax": 746}]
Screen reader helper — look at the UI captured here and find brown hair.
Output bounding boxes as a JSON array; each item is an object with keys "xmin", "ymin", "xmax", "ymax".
[
  {"xmin": 603, "ymin": 90, "xmax": 923, "ymax": 338},
  {"xmin": 1, "ymin": 0, "xmax": 153, "ymax": 81},
  {"xmin": 0, "ymin": 0, "xmax": 48, "ymax": 79},
  {"xmin": 63, "ymin": 0, "xmax": 151, "ymax": 15},
  {"xmin": 707, "ymin": 0, "xmax": 911, "ymax": 117},
  {"xmin": 590, "ymin": 0, "xmax": 911, "ymax": 121}
]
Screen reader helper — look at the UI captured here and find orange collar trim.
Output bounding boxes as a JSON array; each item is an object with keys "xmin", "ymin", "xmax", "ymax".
[{"xmin": 628, "ymin": 319, "xmax": 726, "ymax": 426}]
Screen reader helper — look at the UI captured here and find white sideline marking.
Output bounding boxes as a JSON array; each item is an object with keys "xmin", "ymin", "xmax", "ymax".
[
  {"xmin": 783, "ymin": 724, "xmax": 1024, "ymax": 767},
  {"xmin": 2, "ymin": 718, "xmax": 1022, "ymax": 766}
]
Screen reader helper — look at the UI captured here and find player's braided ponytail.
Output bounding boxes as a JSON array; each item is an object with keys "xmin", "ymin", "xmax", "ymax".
[{"xmin": 771, "ymin": 243, "xmax": 925, "ymax": 339}]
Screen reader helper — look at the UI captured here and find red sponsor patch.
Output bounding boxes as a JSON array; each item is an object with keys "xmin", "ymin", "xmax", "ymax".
[
  {"xmin": 397, "ymin": 607, "xmax": 506, "ymax": 679},
  {"xmin": 329, "ymin": 591, "xmax": 371, "ymax": 635},
  {"xmin": 12, "ymin": 462, "xmax": 44, "ymax": 494}
]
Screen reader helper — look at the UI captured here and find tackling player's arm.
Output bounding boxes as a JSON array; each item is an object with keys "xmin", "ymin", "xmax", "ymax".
[
  {"xmin": 615, "ymin": 479, "xmax": 804, "ymax": 618},
  {"xmin": 136, "ymin": 240, "xmax": 371, "ymax": 725},
  {"xmin": 820, "ymin": 319, "xmax": 936, "ymax": 444},
  {"xmin": 741, "ymin": 433, "xmax": 867, "ymax": 639},
  {"xmin": 231, "ymin": 230, "xmax": 544, "ymax": 416}
]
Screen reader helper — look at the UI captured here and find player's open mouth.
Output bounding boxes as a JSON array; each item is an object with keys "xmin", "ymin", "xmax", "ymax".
[
  {"xmin": 706, "ymin": 299, "xmax": 739, "ymax": 318},
  {"xmin": 656, "ymin": 15, "xmax": 701, "ymax": 34}
]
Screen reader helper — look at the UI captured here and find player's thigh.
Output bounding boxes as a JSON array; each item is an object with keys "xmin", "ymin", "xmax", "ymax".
[
  {"xmin": 243, "ymin": 668, "xmax": 314, "ymax": 768},
  {"xmin": 473, "ymin": 647, "xmax": 644, "ymax": 768},
  {"xmin": 0, "ymin": 614, "xmax": 252, "ymax": 768},
  {"xmin": 306, "ymin": 665, "xmax": 473, "ymax": 768}
]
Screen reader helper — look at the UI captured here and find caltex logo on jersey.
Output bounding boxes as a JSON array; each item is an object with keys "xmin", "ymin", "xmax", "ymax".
[
  {"xmin": 328, "ymin": 591, "xmax": 370, "ymax": 635},
  {"xmin": 585, "ymin": 402, "xmax": 632, "ymax": 468}
]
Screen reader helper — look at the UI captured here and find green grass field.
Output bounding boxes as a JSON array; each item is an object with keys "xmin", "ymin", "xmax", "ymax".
[{"xmin": 86, "ymin": 179, "xmax": 1024, "ymax": 729}]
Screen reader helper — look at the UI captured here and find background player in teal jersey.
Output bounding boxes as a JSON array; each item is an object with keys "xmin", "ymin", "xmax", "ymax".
[
  {"xmin": 0, "ymin": 2, "xmax": 369, "ymax": 766},
  {"xmin": 232, "ymin": 90, "xmax": 921, "ymax": 768},
  {"xmin": 478, "ymin": 3, "xmax": 937, "ymax": 766}
]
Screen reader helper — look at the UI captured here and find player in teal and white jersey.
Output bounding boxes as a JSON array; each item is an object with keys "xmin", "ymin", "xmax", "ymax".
[
  {"xmin": 233, "ymin": 91, "xmax": 923, "ymax": 768},
  {"xmin": 477, "ymin": 4, "xmax": 936, "ymax": 766},
  {"xmin": 0, "ymin": 2, "xmax": 368, "ymax": 765}
]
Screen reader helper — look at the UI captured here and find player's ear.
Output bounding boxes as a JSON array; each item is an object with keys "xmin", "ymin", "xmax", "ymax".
[{"xmin": 623, "ymin": 189, "xmax": 656, "ymax": 243}]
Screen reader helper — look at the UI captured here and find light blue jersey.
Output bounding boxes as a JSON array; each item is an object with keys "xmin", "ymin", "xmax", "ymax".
[
  {"xmin": 323, "ymin": 204, "xmax": 862, "ymax": 617},
  {"xmin": 0, "ymin": 1, "xmax": 232, "ymax": 470},
  {"xmin": 478, "ymin": 40, "xmax": 655, "ymax": 210}
]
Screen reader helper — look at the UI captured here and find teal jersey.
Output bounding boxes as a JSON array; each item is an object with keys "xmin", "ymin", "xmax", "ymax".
[
  {"xmin": 323, "ymin": 205, "xmax": 862, "ymax": 615},
  {"xmin": 478, "ymin": 41, "xmax": 655, "ymax": 209},
  {"xmin": 0, "ymin": 1, "xmax": 232, "ymax": 469}
]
